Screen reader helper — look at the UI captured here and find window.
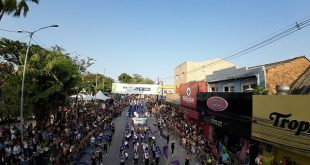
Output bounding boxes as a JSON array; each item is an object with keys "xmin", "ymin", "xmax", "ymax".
[
  {"xmin": 230, "ymin": 86, "xmax": 234, "ymax": 92},
  {"xmin": 223, "ymin": 84, "xmax": 234, "ymax": 92},
  {"xmin": 242, "ymin": 83, "xmax": 258, "ymax": 92},
  {"xmin": 209, "ymin": 84, "xmax": 218, "ymax": 92}
]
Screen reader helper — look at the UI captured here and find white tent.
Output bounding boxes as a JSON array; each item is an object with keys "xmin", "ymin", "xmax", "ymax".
[
  {"xmin": 82, "ymin": 94, "xmax": 93, "ymax": 101},
  {"xmin": 95, "ymin": 91, "xmax": 110, "ymax": 101},
  {"xmin": 70, "ymin": 94, "xmax": 83, "ymax": 100}
]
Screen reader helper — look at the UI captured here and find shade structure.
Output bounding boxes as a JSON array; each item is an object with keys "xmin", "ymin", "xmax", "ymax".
[
  {"xmin": 70, "ymin": 94, "xmax": 83, "ymax": 100},
  {"xmin": 95, "ymin": 91, "xmax": 110, "ymax": 101},
  {"xmin": 81, "ymin": 94, "xmax": 93, "ymax": 101}
]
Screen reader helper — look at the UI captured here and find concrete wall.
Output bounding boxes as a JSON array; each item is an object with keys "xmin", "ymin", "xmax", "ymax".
[
  {"xmin": 265, "ymin": 57, "xmax": 310, "ymax": 94},
  {"xmin": 174, "ymin": 59, "xmax": 235, "ymax": 87}
]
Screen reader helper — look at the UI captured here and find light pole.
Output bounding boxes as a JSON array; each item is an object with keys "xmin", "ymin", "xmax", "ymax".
[{"xmin": 18, "ymin": 25, "xmax": 58, "ymax": 144}]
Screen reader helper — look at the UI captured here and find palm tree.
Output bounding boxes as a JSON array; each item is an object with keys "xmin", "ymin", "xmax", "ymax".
[{"xmin": 0, "ymin": 0, "xmax": 39, "ymax": 21}]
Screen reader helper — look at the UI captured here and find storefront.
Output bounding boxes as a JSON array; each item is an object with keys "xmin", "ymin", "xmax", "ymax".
[
  {"xmin": 252, "ymin": 95, "xmax": 310, "ymax": 165},
  {"xmin": 197, "ymin": 92, "xmax": 253, "ymax": 162},
  {"xmin": 179, "ymin": 81, "xmax": 206, "ymax": 120}
]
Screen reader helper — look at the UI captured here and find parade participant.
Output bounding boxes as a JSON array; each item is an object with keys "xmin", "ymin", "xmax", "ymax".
[
  {"xmin": 133, "ymin": 151, "xmax": 139, "ymax": 165},
  {"xmin": 155, "ymin": 146, "xmax": 161, "ymax": 165},
  {"xmin": 171, "ymin": 140, "xmax": 175, "ymax": 156}
]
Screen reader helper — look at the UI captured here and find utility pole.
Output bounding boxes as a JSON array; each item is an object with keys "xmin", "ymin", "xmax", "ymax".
[{"xmin": 102, "ymin": 68, "xmax": 105, "ymax": 92}]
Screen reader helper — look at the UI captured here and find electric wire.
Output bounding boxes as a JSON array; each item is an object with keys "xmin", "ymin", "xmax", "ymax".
[{"xmin": 160, "ymin": 17, "xmax": 310, "ymax": 80}]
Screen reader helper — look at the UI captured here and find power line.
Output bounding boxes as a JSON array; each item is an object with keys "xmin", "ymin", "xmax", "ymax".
[{"xmin": 160, "ymin": 16, "xmax": 310, "ymax": 80}]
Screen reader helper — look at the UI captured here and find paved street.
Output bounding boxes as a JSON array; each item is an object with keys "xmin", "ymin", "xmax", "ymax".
[{"xmin": 80, "ymin": 107, "xmax": 199, "ymax": 165}]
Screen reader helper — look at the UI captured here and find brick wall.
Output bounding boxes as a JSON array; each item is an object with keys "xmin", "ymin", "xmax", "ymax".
[{"xmin": 266, "ymin": 57, "xmax": 310, "ymax": 94}]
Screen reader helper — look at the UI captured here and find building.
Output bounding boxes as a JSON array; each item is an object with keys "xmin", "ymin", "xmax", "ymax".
[
  {"xmin": 290, "ymin": 66, "xmax": 310, "ymax": 94},
  {"xmin": 206, "ymin": 56, "xmax": 310, "ymax": 94},
  {"xmin": 174, "ymin": 59, "xmax": 235, "ymax": 88}
]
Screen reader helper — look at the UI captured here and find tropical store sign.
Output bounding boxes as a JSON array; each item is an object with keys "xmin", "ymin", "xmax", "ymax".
[
  {"xmin": 270, "ymin": 112, "xmax": 310, "ymax": 136},
  {"xmin": 111, "ymin": 83, "xmax": 161, "ymax": 95},
  {"xmin": 252, "ymin": 95, "xmax": 310, "ymax": 157}
]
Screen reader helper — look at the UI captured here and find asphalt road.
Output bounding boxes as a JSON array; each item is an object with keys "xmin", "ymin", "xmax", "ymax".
[{"xmin": 80, "ymin": 106, "xmax": 199, "ymax": 165}]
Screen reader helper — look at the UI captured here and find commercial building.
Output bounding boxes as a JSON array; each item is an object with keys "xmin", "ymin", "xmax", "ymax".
[
  {"xmin": 206, "ymin": 56, "xmax": 310, "ymax": 94},
  {"xmin": 174, "ymin": 59, "xmax": 234, "ymax": 88}
]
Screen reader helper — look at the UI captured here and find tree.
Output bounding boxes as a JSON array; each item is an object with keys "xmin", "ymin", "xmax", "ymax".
[
  {"xmin": 0, "ymin": 0, "xmax": 39, "ymax": 21},
  {"xmin": 145, "ymin": 78, "xmax": 154, "ymax": 84},
  {"xmin": 253, "ymin": 86, "xmax": 269, "ymax": 95},
  {"xmin": 118, "ymin": 73, "xmax": 132, "ymax": 83},
  {"xmin": 1, "ymin": 43, "xmax": 81, "ymax": 124}
]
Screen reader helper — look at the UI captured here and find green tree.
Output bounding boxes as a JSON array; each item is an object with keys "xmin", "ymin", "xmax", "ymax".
[
  {"xmin": 81, "ymin": 73, "xmax": 114, "ymax": 94},
  {"xmin": 0, "ymin": 0, "xmax": 39, "ymax": 21},
  {"xmin": 253, "ymin": 86, "xmax": 269, "ymax": 95},
  {"xmin": 132, "ymin": 74, "xmax": 144, "ymax": 84},
  {"xmin": 2, "ymin": 43, "xmax": 81, "ymax": 123},
  {"xmin": 118, "ymin": 73, "xmax": 132, "ymax": 83},
  {"xmin": 145, "ymin": 78, "xmax": 154, "ymax": 84}
]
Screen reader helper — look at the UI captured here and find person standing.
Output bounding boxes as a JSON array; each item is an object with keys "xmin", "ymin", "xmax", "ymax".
[
  {"xmin": 133, "ymin": 151, "xmax": 139, "ymax": 165},
  {"xmin": 166, "ymin": 134, "xmax": 170, "ymax": 144},
  {"xmin": 185, "ymin": 153, "xmax": 191, "ymax": 165},
  {"xmin": 103, "ymin": 141, "xmax": 108, "ymax": 156},
  {"xmin": 171, "ymin": 140, "xmax": 175, "ymax": 156}
]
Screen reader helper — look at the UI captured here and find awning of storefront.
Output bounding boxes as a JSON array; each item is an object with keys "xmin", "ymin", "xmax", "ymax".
[
  {"xmin": 178, "ymin": 106, "xmax": 199, "ymax": 120},
  {"xmin": 252, "ymin": 95, "xmax": 310, "ymax": 158}
]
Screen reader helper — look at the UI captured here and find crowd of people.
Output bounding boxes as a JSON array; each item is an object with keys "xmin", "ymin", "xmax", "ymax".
[
  {"xmin": 0, "ymin": 97, "xmax": 126, "ymax": 165},
  {"xmin": 154, "ymin": 104, "xmax": 235, "ymax": 165}
]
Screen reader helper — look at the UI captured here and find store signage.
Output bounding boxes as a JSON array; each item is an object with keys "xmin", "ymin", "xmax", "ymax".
[
  {"xmin": 183, "ymin": 87, "xmax": 194, "ymax": 103},
  {"xmin": 270, "ymin": 112, "xmax": 310, "ymax": 136},
  {"xmin": 210, "ymin": 118, "xmax": 223, "ymax": 127},
  {"xmin": 207, "ymin": 96, "xmax": 228, "ymax": 111}
]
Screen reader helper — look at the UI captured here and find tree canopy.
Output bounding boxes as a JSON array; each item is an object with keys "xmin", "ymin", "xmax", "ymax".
[
  {"xmin": 0, "ymin": 0, "xmax": 39, "ymax": 21},
  {"xmin": 0, "ymin": 38, "xmax": 81, "ymax": 122},
  {"xmin": 118, "ymin": 73, "xmax": 154, "ymax": 84}
]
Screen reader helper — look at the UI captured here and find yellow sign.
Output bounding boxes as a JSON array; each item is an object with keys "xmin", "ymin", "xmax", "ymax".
[{"xmin": 252, "ymin": 95, "xmax": 310, "ymax": 157}]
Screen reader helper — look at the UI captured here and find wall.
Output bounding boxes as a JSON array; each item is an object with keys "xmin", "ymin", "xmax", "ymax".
[
  {"xmin": 265, "ymin": 57, "xmax": 310, "ymax": 94},
  {"xmin": 206, "ymin": 66, "xmax": 265, "ymax": 87},
  {"xmin": 174, "ymin": 59, "xmax": 235, "ymax": 87}
]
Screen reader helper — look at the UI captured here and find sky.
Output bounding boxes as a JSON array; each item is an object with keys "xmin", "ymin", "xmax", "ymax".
[{"xmin": 1, "ymin": 0, "xmax": 310, "ymax": 84}]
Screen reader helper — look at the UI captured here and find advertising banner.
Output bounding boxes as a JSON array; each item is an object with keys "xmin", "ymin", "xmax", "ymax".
[
  {"xmin": 180, "ymin": 81, "xmax": 206, "ymax": 109},
  {"xmin": 111, "ymin": 83, "xmax": 161, "ymax": 95},
  {"xmin": 197, "ymin": 92, "xmax": 253, "ymax": 138},
  {"xmin": 252, "ymin": 96, "xmax": 310, "ymax": 157}
]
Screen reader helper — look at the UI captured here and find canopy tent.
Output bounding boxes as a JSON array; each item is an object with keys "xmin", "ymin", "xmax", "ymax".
[
  {"xmin": 82, "ymin": 94, "xmax": 93, "ymax": 101},
  {"xmin": 69, "ymin": 94, "xmax": 83, "ymax": 100},
  {"xmin": 95, "ymin": 91, "xmax": 110, "ymax": 101}
]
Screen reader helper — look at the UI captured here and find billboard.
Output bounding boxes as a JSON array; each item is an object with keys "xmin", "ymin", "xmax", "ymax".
[
  {"xmin": 111, "ymin": 83, "xmax": 161, "ymax": 95},
  {"xmin": 180, "ymin": 81, "xmax": 206, "ymax": 109},
  {"xmin": 197, "ymin": 92, "xmax": 253, "ymax": 138},
  {"xmin": 252, "ymin": 95, "xmax": 310, "ymax": 157}
]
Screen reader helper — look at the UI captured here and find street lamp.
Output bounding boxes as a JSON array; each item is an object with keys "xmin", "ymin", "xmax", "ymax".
[{"xmin": 19, "ymin": 25, "xmax": 58, "ymax": 144}]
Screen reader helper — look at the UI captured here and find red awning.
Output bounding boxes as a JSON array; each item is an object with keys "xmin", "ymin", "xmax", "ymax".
[{"xmin": 178, "ymin": 106, "xmax": 199, "ymax": 120}]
